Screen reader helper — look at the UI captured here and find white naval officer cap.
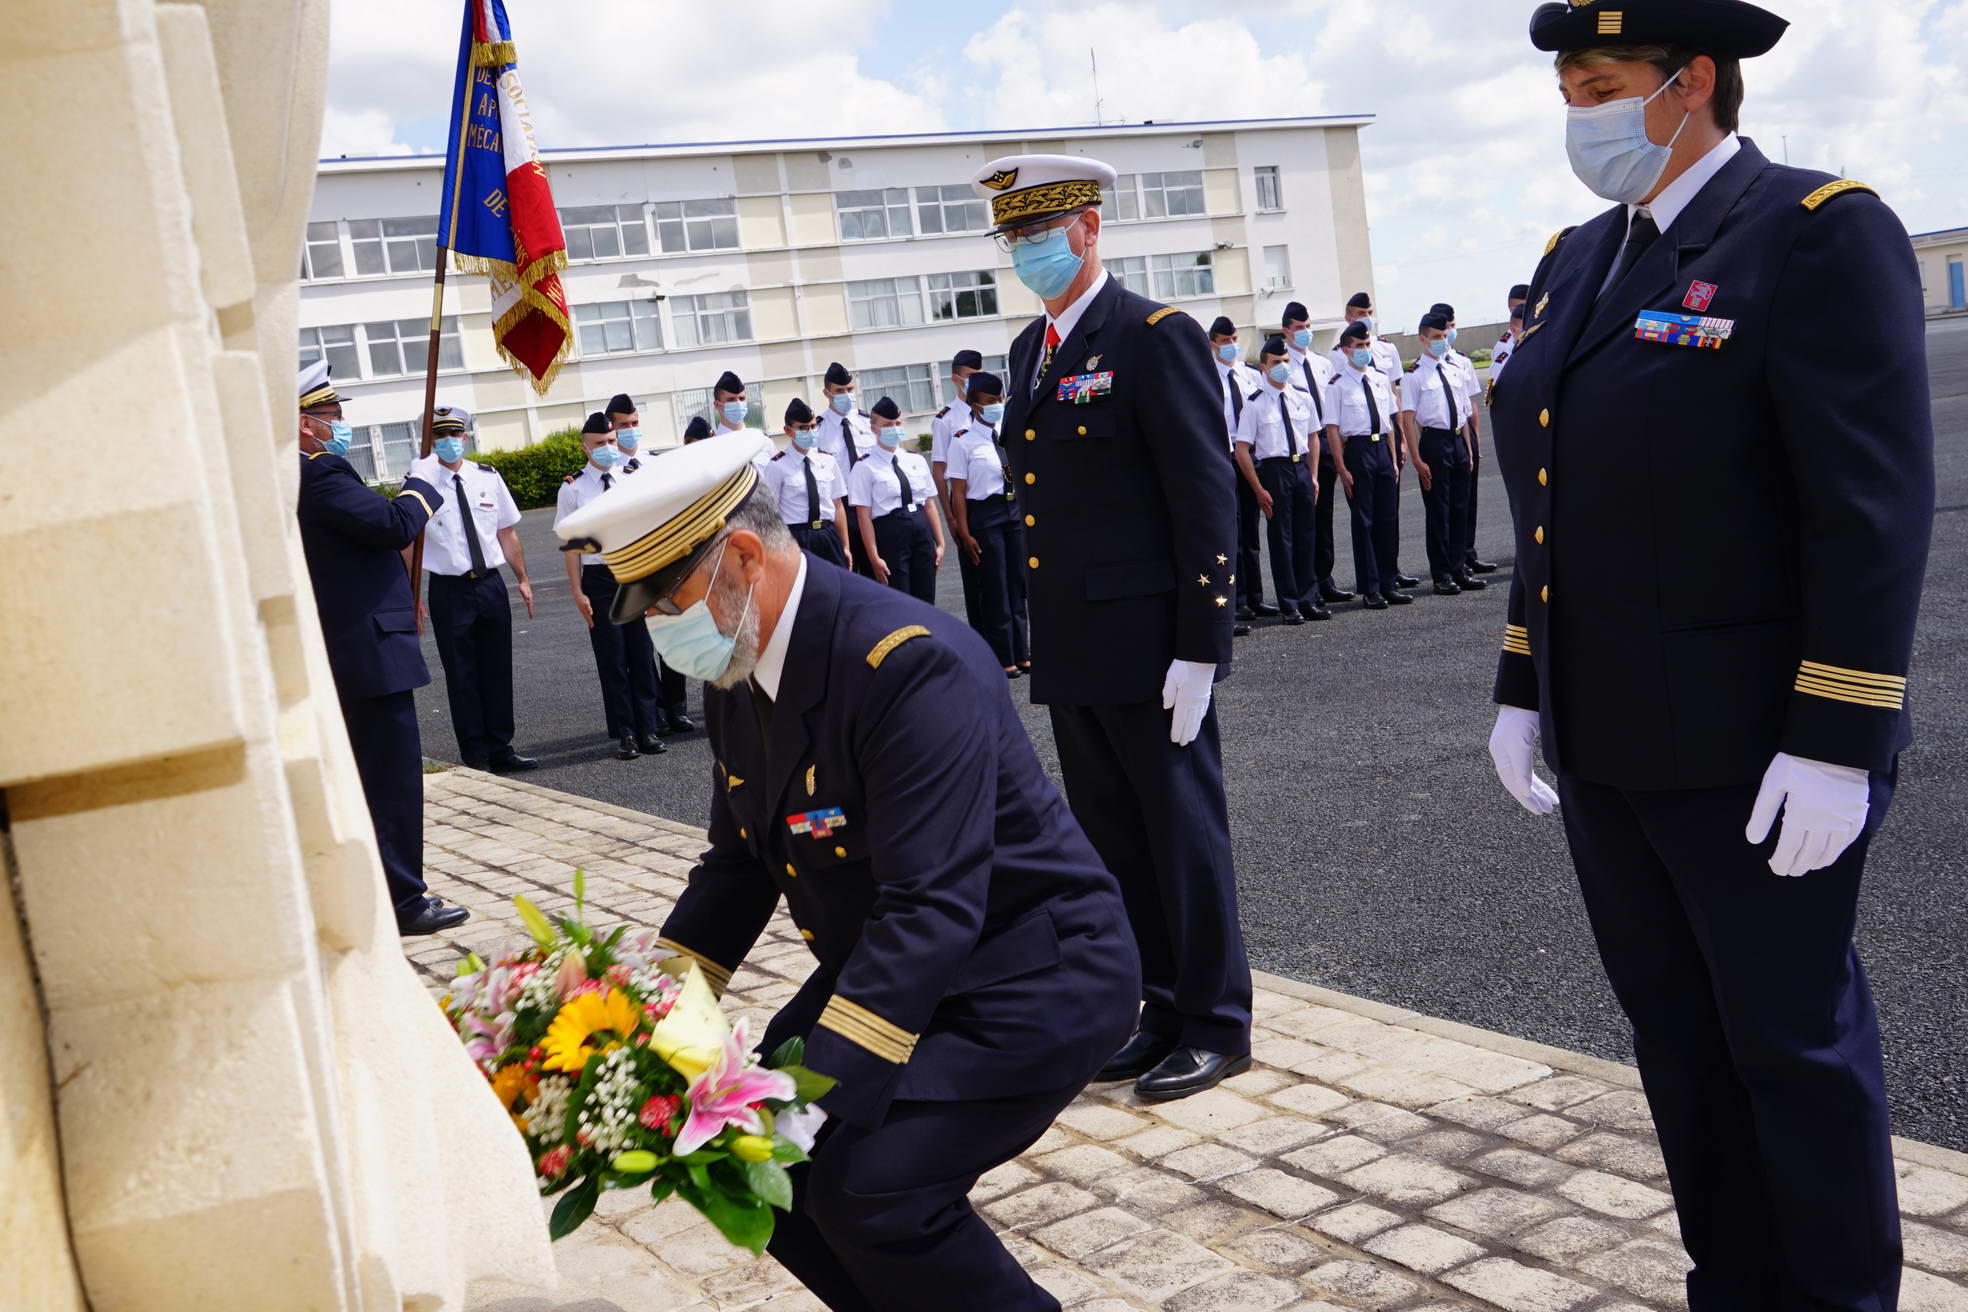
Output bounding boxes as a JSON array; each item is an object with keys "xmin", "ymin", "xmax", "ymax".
[
  {"xmin": 972, "ymin": 153, "xmax": 1120, "ymax": 234},
  {"xmin": 556, "ymin": 430, "xmax": 772, "ymax": 623},
  {"xmin": 298, "ymin": 357, "xmax": 340, "ymax": 409},
  {"xmin": 431, "ymin": 404, "xmax": 474, "ymax": 434}
]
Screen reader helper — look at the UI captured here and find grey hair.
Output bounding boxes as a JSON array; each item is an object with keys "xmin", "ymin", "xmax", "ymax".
[{"xmin": 722, "ymin": 483, "xmax": 795, "ymax": 552}]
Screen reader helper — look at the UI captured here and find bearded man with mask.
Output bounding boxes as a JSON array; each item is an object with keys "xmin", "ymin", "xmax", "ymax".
[
  {"xmin": 554, "ymin": 432, "xmax": 1139, "ymax": 1312},
  {"xmin": 972, "ymin": 154, "xmax": 1251, "ymax": 1101},
  {"xmin": 1490, "ymin": 4, "xmax": 1932, "ymax": 1307}
]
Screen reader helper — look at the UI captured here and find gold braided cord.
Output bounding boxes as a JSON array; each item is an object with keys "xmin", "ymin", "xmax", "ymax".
[
  {"xmin": 600, "ymin": 465, "xmax": 758, "ymax": 583},
  {"xmin": 990, "ymin": 179, "xmax": 1103, "ymax": 228},
  {"xmin": 1797, "ymin": 660, "xmax": 1906, "ymax": 689}
]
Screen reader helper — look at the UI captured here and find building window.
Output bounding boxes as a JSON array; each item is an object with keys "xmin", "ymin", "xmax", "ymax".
[
  {"xmin": 1101, "ymin": 173, "xmax": 1139, "ymax": 222},
  {"xmin": 1107, "ymin": 255, "xmax": 1149, "ymax": 297},
  {"xmin": 835, "ymin": 188, "xmax": 914, "ymax": 241},
  {"xmin": 980, "ymin": 353, "xmax": 1008, "ymax": 376},
  {"xmin": 847, "ymin": 276, "xmax": 925, "ymax": 330},
  {"xmin": 1254, "ymin": 165, "xmax": 1283, "ymax": 212},
  {"xmin": 670, "ymin": 291, "xmax": 752, "ymax": 347},
  {"xmin": 560, "ymin": 204, "xmax": 650, "ymax": 260},
  {"xmin": 302, "ymin": 221, "xmax": 344, "ymax": 280},
  {"xmin": 1140, "ymin": 171, "xmax": 1205, "ymax": 219},
  {"xmin": 1262, "ymin": 244, "xmax": 1292, "ymax": 292},
  {"xmin": 654, "ymin": 197, "xmax": 739, "ymax": 253},
  {"xmin": 573, "ymin": 299, "xmax": 662, "ymax": 356},
  {"xmin": 297, "ymin": 324, "xmax": 360, "ymax": 382},
  {"xmin": 916, "ymin": 184, "xmax": 988, "ymax": 235},
  {"xmin": 342, "ymin": 430, "xmax": 381, "ymax": 481},
  {"xmin": 1150, "ymin": 251, "xmax": 1215, "ymax": 299},
  {"xmin": 363, "ymin": 315, "xmax": 464, "ymax": 377},
  {"xmin": 372, "ymin": 422, "xmax": 421, "ymax": 481},
  {"xmin": 854, "ymin": 364, "xmax": 939, "ymax": 415},
  {"xmin": 927, "ymin": 269, "xmax": 998, "ymax": 321},
  {"xmin": 676, "ymin": 384, "xmax": 764, "ymax": 432},
  {"xmin": 348, "ymin": 216, "xmax": 439, "ymax": 276}
]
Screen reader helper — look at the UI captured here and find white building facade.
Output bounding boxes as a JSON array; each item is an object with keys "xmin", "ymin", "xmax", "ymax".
[
  {"xmin": 1911, "ymin": 225, "xmax": 1968, "ymax": 319},
  {"xmin": 302, "ymin": 116, "xmax": 1375, "ymax": 480}
]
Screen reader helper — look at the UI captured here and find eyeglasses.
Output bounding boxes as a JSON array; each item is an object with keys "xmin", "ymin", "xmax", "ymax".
[
  {"xmin": 647, "ymin": 534, "xmax": 729, "ymax": 616},
  {"xmin": 991, "ymin": 211, "xmax": 1083, "ymax": 253}
]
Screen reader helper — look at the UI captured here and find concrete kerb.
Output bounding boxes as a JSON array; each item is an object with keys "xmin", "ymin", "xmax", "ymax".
[{"xmin": 435, "ymin": 767, "xmax": 1968, "ymax": 1180}]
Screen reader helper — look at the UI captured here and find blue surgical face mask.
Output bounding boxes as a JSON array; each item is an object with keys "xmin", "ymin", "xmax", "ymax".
[
  {"xmin": 1427, "ymin": 339, "xmax": 1451, "ymax": 359},
  {"xmin": 589, "ymin": 444, "xmax": 619, "ymax": 469},
  {"xmin": 1011, "ymin": 220, "xmax": 1085, "ymax": 300},
  {"xmin": 1291, "ymin": 328, "xmax": 1312, "ymax": 350},
  {"xmin": 1445, "ymin": 327, "xmax": 1459, "ymax": 346},
  {"xmin": 1267, "ymin": 362, "xmax": 1292, "ymax": 384},
  {"xmin": 1566, "ymin": 66, "xmax": 1690, "ymax": 204},
  {"xmin": 875, "ymin": 424, "xmax": 900, "ymax": 450},
  {"xmin": 1357, "ymin": 315, "xmax": 1375, "ymax": 334},
  {"xmin": 645, "ymin": 541, "xmax": 752, "ymax": 682},
  {"xmin": 321, "ymin": 419, "xmax": 353, "ymax": 457},
  {"xmin": 721, "ymin": 401, "xmax": 749, "ymax": 427},
  {"xmin": 615, "ymin": 426, "xmax": 640, "ymax": 450},
  {"xmin": 433, "ymin": 436, "xmax": 466, "ymax": 463},
  {"xmin": 830, "ymin": 393, "xmax": 855, "ymax": 415},
  {"xmin": 1217, "ymin": 343, "xmax": 1239, "ymax": 363},
  {"xmin": 792, "ymin": 428, "xmax": 817, "ymax": 451},
  {"xmin": 1349, "ymin": 348, "xmax": 1375, "ymax": 369},
  {"xmin": 979, "ymin": 402, "xmax": 1006, "ymax": 425}
]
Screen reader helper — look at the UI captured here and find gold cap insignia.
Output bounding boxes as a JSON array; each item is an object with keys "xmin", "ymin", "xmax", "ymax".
[{"xmin": 981, "ymin": 168, "xmax": 1019, "ymax": 191}]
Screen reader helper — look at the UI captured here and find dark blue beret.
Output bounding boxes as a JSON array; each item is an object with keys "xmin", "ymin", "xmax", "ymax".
[
  {"xmin": 713, "ymin": 371, "xmax": 744, "ymax": 395},
  {"xmin": 870, "ymin": 396, "xmax": 900, "ymax": 420},
  {"xmin": 1282, "ymin": 301, "xmax": 1309, "ymax": 324},
  {"xmin": 582, "ymin": 411, "xmax": 611, "ymax": 435},
  {"xmin": 785, "ymin": 397, "xmax": 814, "ymax": 425},
  {"xmin": 824, "ymin": 361, "xmax": 853, "ymax": 387},
  {"xmin": 952, "ymin": 349, "xmax": 984, "ymax": 370},
  {"xmin": 606, "ymin": 393, "xmax": 636, "ymax": 415},
  {"xmin": 967, "ymin": 372, "xmax": 1004, "ymax": 397}
]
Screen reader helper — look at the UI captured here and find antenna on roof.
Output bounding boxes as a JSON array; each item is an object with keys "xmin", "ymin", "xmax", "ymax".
[{"xmin": 1090, "ymin": 48, "xmax": 1105, "ymax": 126}]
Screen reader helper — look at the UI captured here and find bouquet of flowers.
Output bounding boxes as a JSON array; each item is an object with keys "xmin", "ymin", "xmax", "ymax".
[{"xmin": 443, "ymin": 871, "xmax": 834, "ymax": 1249}]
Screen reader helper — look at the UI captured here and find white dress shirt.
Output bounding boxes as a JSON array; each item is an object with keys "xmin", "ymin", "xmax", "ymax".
[
  {"xmin": 554, "ymin": 462, "xmax": 624, "ymax": 565},
  {"xmin": 1215, "ymin": 359, "xmax": 1263, "ymax": 447},
  {"xmin": 750, "ymin": 552, "xmax": 807, "ymax": 702},
  {"xmin": 423, "ymin": 459, "xmax": 521, "ymax": 575},
  {"xmin": 846, "ymin": 445, "xmax": 934, "ymax": 516},
  {"xmin": 817, "ymin": 409, "xmax": 872, "ymax": 467},
  {"xmin": 930, "ymin": 401, "xmax": 968, "ymax": 467},
  {"xmin": 1234, "ymin": 383, "xmax": 1319, "ymax": 461},
  {"xmin": 762, "ymin": 447, "xmax": 846, "ymax": 525},
  {"xmin": 1329, "ymin": 336, "xmax": 1404, "ymax": 393},
  {"xmin": 1600, "ymin": 133, "xmax": 1741, "ymax": 297},
  {"xmin": 944, "ymin": 421, "xmax": 1009, "ymax": 499},
  {"xmin": 1035, "ymin": 268, "xmax": 1111, "ymax": 386},
  {"xmin": 1331, "ymin": 365, "xmax": 1398, "ymax": 438},
  {"xmin": 1284, "ymin": 346, "xmax": 1336, "ymax": 427},
  {"xmin": 1401, "ymin": 355, "xmax": 1473, "ymax": 431}
]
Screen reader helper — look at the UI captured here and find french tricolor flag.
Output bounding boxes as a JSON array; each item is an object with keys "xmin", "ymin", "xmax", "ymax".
[{"xmin": 437, "ymin": 0, "xmax": 571, "ymax": 394}]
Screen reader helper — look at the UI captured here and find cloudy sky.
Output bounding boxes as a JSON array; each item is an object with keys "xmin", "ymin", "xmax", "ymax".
[{"xmin": 325, "ymin": 0, "xmax": 1968, "ymax": 332}]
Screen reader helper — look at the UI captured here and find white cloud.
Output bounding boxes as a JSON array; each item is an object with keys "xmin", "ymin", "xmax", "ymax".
[{"xmin": 319, "ymin": 106, "xmax": 414, "ymax": 159}]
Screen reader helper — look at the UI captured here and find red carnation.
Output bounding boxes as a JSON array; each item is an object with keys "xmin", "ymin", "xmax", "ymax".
[
  {"xmin": 538, "ymin": 1146, "xmax": 571, "ymax": 1180},
  {"xmin": 639, "ymin": 1095, "xmax": 681, "ymax": 1131}
]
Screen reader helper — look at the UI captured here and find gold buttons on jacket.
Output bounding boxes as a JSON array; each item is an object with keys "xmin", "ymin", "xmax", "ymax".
[
  {"xmin": 1541, "ymin": 585, "xmax": 1550, "ymax": 604},
  {"xmin": 1539, "ymin": 408, "xmax": 1550, "ymax": 428},
  {"xmin": 834, "ymin": 845, "xmax": 847, "ymax": 859},
  {"xmin": 1535, "ymin": 526, "xmax": 1545, "ymax": 545},
  {"xmin": 1076, "ymin": 425, "xmax": 1087, "ymax": 436},
  {"xmin": 800, "ymin": 929, "xmax": 816, "ymax": 941},
  {"xmin": 1024, "ymin": 472, "xmax": 1036, "ymax": 485},
  {"xmin": 1024, "ymin": 514, "xmax": 1035, "ymax": 527},
  {"xmin": 1024, "ymin": 428, "xmax": 1036, "ymax": 441},
  {"xmin": 1537, "ymin": 467, "xmax": 1548, "ymax": 486},
  {"xmin": 1028, "ymin": 556, "xmax": 1040, "ymax": 569},
  {"xmin": 784, "ymin": 862, "xmax": 797, "ymax": 879},
  {"xmin": 738, "ymin": 827, "xmax": 748, "ymax": 840}
]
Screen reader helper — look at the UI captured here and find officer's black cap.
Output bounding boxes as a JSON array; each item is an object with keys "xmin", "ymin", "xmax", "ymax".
[
  {"xmin": 582, "ymin": 411, "xmax": 612, "ymax": 435},
  {"xmin": 871, "ymin": 396, "xmax": 900, "ymax": 420},
  {"xmin": 1261, "ymin": 335, "xmax": 1288, "ymax": 358},
  {"xmin": 1420, "ymin": 312, "xmax": 1450, "ymax": 333},
  {"xmin": 785, "ymin": 397, "xmax": 814, "ymax": 425},
  {"xmin": 1429, "ymin": 302, "xmax": 1456, "ymax": 319},
  {"xmin": 1509, "ymin": 283, "xmax": 1531, "ymax": 301},
  {"xmin": 683, "ymin": 415, "xmax": 712, "ymax": 443},
  {"xmin": 1346, "ymin": 292, "xmax": 1373, "ymax": 310},
  {"xmin": 1509, "ymin": 305, "xmax": 1527, "ymax": 322},
  {"xmin": 1282, "ymin": 301, "xmax": 1310, "ymax": 325},
  {"xmin": 713, "ymin": 370, "xmax": 745, "ymax": 395},
  {"xmin": 1208, "ymin": 315, "xmax": 1236, "ymax": 337},
  {"xmin": 967, "ymin": 372, "xmax": 1004, "ymax": 398},
  {"xmin": 1339, "ymin": 321, "xmax": 1371, "ymax": 343},
  {"xmin": 1529, "ymin": 0, "xmax": 1787, "ymax": 56},
  {"xmin": 824, "ymin": 361, "xmax": 853, "ymax": 387},
  {"xmin": 606, "ymin": 393, "xmax": 637, "ymax": 416},
  {"xmin": 952, "ymin": 349, "xmax": 984, "ymax": 370}
]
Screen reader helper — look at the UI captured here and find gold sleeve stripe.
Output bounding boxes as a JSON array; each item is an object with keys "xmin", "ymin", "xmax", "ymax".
[
  {"xmin": 818, "ymin": 996, "xmax": 917, "ymax": 1064},
  {"xmin": 399, "ymin": 489, "xmax": 436, "ymax": 519},
  {"xmin": 654, "ymin": 938, "xmax": 733, "ymax": 995},
  {"xmin": 1800, "ymin": 179, "xmax": 1875, "ymax": 212},
  {"xmin": 867, "ymin": 625, "xmax": 931, "ymax": 669},
  {"xmin": 1795, "ymin": 676, "xmax": 1904, "ymax": 711},
  {"xmin": 1798, "ymin": 660, "xmax": 1906, "ymax": 689},
  {"xmin": 1502, "ymin": 623, "xmax": 1532, "ymax": 656}
]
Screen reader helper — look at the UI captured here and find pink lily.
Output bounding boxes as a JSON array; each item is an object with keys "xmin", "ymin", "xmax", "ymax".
[{"xmin": 673, "ymin": 1018, "xmax": 798, "ymax": 1157}]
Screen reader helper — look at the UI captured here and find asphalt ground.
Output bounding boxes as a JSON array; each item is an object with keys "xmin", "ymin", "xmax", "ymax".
[{"xmin": 414, "ymin": 319, "xmax": 1968, "ymax": 1150}]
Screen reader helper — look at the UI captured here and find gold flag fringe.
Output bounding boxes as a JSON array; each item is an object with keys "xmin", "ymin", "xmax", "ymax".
[{"xmin": 470, "ymin": 40, "xmax": 517, "ymax": 68}]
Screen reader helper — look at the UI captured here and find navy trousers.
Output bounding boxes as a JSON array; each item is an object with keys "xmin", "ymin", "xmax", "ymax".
[
  {"xmin": 1558, "ymin": 770, "xmax": 1902, "ymax": 1312},
  {"xmin": 579, "ymin": 563, "xmax": 662, "ymax": 740},
  {"xmin": 1258, "ymin": 456, "xmax": 1317, "ymax": 615},
  {"xmin": 963, "ymin": 496, "xmax": 1030, "ymax": 669},
  {"xmin": 427, "ymin": 569, "xmax": 514, "ymax": 764},
  {"xmin": 1417, "ymin": 427, "xmax": 1473, "ymax": 583},
  {"xmin": 1048, "ymin": 700, "xmax": 1251, "ymax": 1055},
  {"xmin": 766, "ymin": 1086, "xmax": 1083, "ymax": 1311},
  {"xmin": 1314, "ymin": 449, "xmax": 1340, "ymax": 590},
  {"xmin": 1464, "ymin": 437, "xmax": 1484, "ymax": 566},
  {"xmin": 790, "ymin": 521, "xmax": 849, "ymax": 569},
  {"xmin": 872, "ymin": 508, "xmax": 936, "ymax": 604},
  {"xmin": 340, "ymin": 689, "xmax": 427, "ymax": 912},
  {"xmin": 1342, "ymin": 436, "xmax": 1400, "ymax": 597},
  {"xmin": 656, "ymin": 658, "xmax": 688, "ymax": 718},
  {"xmin": 1233, "ymin": 461, "xmax": 1265, "ymax": 608}
]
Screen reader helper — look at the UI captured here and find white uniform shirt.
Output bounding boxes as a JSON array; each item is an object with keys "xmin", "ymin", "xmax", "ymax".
[
  {"xmin": 1490, "ymin": 341, "xmax": 1515, "ymax": 385},
  {"xmin": 1329, "ymin": 336, "xmax": 1403, "ymax": 393},
  {"xmin": 1036, "ymin": 268, "xmax": 1112, "ymax": 387},
  {"xmin": 1448, "ymin": 348, "xmax": 1482, "ymax": 409},
  {"xmin": 763, "ymin": 447, "xmax": 846, "ymax": 525},
  {"xmin": 944, "ymin": 421, "xmax": 1009, "ymax": 499},
  {"xmin": 846, "ymin": 445, "xmax": 934, "ymax": 516},
  {"xmin": 817, "ymin": 409, "xmax": 873, "ymax": 467},
  {"xmin": 1400, "ymin": 355, "xmax": 1474, "ymax": 431},
  {"xmin": 1215, "ymin": 359, "xmax": 1263, "ymax": 448},
  {"xmin": 1284, "ymin": 346, "xmax": 1336, "ymax": 429},
  {"xmin": 1233, "ymin": 383, "xmax": 1319, "ymax": 461},
  {"xmin": 554, "ymin": 462, "xmax": 625, "ymax": 565},
  {"xmin": 423, "ymin": 459, "xmax": 521, "ymax": 574},
  {"xmin": 1331, "ymin": 365, "xmax": 1399, "ymax": 439},
  {"xmin": 930, "ymin": 402, "xmax": 967, "ymax": 468}
]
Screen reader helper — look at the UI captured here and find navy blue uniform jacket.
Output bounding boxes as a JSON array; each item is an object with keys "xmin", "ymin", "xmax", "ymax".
[
  {"xmin": 656, "ymin": 561, "xmax": 1140, "ymax": 1128},
  {"xmin": 1492, "ymin": 139, "xmax": 1934, "ymax": 788},
  {"xmin": 296, "ymin": 451, "xmax": 443, "ymax": 700},
  {"xmin": 999, "ymin": 277, "xmax": 1237, "ymax": 706}
]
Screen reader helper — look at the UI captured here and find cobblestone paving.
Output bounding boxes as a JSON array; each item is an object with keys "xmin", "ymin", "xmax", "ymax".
[{"xmin": 419, "ymin": 771, "xmax": 1968, "ymax": 1312}]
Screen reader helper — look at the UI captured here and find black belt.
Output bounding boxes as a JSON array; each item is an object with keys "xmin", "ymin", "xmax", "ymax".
[
  {"xmin": 1343, "ymin": 432, "xmax": 1386, "ymax": 443},
  {"xmin": 877, "ymin": 507, "xmax": 921, "ymax": 522},
  {"xmin": 788, "ymin": 518, "xmax": 833, "ymax": 532},
  {"xmin": 1258, "ymin": 453, "xmax": 1305, "ymax": 465},
  {"xmin": 434, "ymin": 565, "xmax": 499, "ymax": 581}
]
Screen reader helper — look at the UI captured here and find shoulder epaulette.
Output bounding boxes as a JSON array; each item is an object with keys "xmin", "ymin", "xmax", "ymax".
[
  {"xmin": 1145, "ymin": 306, "xmax": 1181, "ymax": 327},
  {"xmin": 857, "ymin": 409, "xmax": 870, "ymax": 418},
  {"xmin": 867, "ymin": 624, "xmax": 932, "ymax": 669},
  {"xmin": 1246, "ymin": 390, "xmax": 1263, "ymax": 402},
  {"xmin": 475, "ymin": 461, "xmax": 495, "ymax": 471},
  {"xmin": 771, "ymin": 450, "xmax": 785, "ymax": 460},
  {"xmin": 935, "ymin": 406, "xmax": 949, "ymax": 418},
  {"xmin": 1544, "ymin": 225, "xmax": 1577, "ymax": 256},
  {"xmin": 562, "ymin": 474, "xmax": 576, "ymax": 483},
  {"xmin": 304, "ymin": 450, "xmax": 327, "ymax": 461},
  {"xmin": 1800, "ymin": 179, "xmax": 1875, "ymax": 212}
]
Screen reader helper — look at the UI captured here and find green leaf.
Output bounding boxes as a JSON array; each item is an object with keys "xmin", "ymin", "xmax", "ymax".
[
  {"xmin": 649, "ymin": 1176, "xmax": 676, "ymax": 1206},
  {"xmin": 768, "ymin": 1036, "xmax": 807, "ymax": 1068},
  {"xmin": 548, "ymin": 1175, "xmax": 601, "ymax": 1240},
  {"xmin": 776, "ymin": 1064, "xmax": 838, "ymax": 1104},
  {"xmin": 742, "ymin": 1159, "xmax": 794, "ymax": 1211},
  {"xmin": 512, "ymin": 896, "xmax": 557, "ymax": 949},
  {"xmin": 574, "ymin": 866, "xmax": 586, "ymax": 915},
  {"xmin": 771, "ymin": 1137, "xmax": 810, "ymax": 1166},
  {"xmin": 691, "ymin": 1188, "xmax": 775, "ymax": 1254}
]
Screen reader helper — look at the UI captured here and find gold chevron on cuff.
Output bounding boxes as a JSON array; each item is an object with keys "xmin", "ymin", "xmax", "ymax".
[
  {"xmin": 655, "ymin": 938, "xmax": 733, "ymax": 996},
  {"xmin": 1795, "ymin": 661, "xmax": 1906, "ymax": 711},
  {"xmin": 1502, "ymin": 623, "xmax": 1532, "ymax": 657},
  {"xmin": 818, "ymin": 995, "xmax": 917, "ymax": 1064}
]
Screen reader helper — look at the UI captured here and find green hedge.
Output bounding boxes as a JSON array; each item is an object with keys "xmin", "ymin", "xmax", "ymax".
[{"xmin": 473, "ymin": 427, "xmax": 589, "ymax": 509}]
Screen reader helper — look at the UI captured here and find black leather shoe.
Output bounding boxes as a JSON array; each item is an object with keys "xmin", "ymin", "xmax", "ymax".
[
  {"xmin": 462, "ymin": 757, "xmax": 491, "ymax": 771},
  {"xmin": 1362, "ymin": 593, "xmax": 1389, "ymax": 610},
  {"xmin": 1135, "ymin": 1048, "xmax": 1254, "ymax": 1101},
  {"xmin": 1303, "ymin": 603, "xmax": 1332, "ymax": 620},
  {"xmin": 1233, "ymin": 623, "xmax": 1251, "ymax": 637},
  {"xmin": 1096, "ymin": 1032, "xmax": 1179, "ymax": 1082},
  {"xmin": 615, "ymin": 735, "xmax": 640, "ymax": 760},
  {"xmin": 1454, "ymin": 573, "xmax": 1488, "ymax": 591},
  {"xmin": 668, "ymin": 711, "xmax": 697, "ymax": 734},
  {"xmin": 1006, "ymin": 668, "xmax": 1023, "ymax": 679},
  {"xmin": 1434, "ymin": 580, "xmax": 1462, "ymax": 596},
  {"xmin": 1320, "ymin": 583, "xmax": 1356, "ymax": 604},
  {"xmin": 1250, "ymin": 601, "xmax": 1281, "ymax": 617},
  {"xmin": 1468, "ymin": 558, "xmax": 1500, "ymax": 574},
  {"xmin": 1281, "ymin": 611, "xmax": 1304, "ymax": 626},
  {"xmin": 1235, "ymin": 606, "xmax": 1256, "ymax": 622},
  {"xmin": 638, "ymin": 733, "xmax": 669, "ymax": 755},
  {"xmin": 488, "ymin": 750, "xmax": 538, "ymax": 773},
  {"xmin": 1394, "ymin": 573, "xmax": 1422, "ymax": 589},
  {"xmin": 398, "ymin": 898, "xmax": 470, "ymax": 936},
  {"xmin": 1385, "ymin": 590, "xmax": 1415, "ymax": 605}
]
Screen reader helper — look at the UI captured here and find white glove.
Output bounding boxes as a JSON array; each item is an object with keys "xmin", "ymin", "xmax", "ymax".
[
  {"xmin": 405, "ymin": 452, "xmax": 446, "ymax": 486},
  {"xmin": 1746, "ymin": 752, "xmax": 1869, "ymax": 877},
  {"xmin": 1161, "ymin": 659, "xmax": 1215, "ymax": 747},
  {"xmin": 1488, "ymin": 705, "xmax": 1558, "ymax": 816}
]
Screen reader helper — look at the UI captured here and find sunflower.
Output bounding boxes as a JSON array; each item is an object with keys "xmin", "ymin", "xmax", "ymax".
[{"xmin": 541, "ymin": 988, "xmax": 643, "ymax": 1074}]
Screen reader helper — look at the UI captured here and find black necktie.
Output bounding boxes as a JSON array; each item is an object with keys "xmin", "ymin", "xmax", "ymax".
[
  {"xmin": 1608, "ymin": 208, "xmax": 1660, "ymax": 293},
  {"xmin": 1361, "ymin": 375, "xmax": 1382, "ymax": 436},
  {"xmin": 840, "ymin": 417, "xmax": 859, "ymax": 469},
  {"xmin": 454, "ymin": 473, "xmax": 489, "ymax": 574},
  {"xmin": 600, "ymin": 471, "xmax": 613, "ymax": 491},
  {"xmin": 1444, "ymin": 365, "xmax": 1461, "ymax": 432},
  {"xmin": 893, "ymin": 454, "xmax": 915, "ymax": 510},
  {"xmin": 802, "ymin": 455, "xmax": 821, "ymax": 525},
  {"xmin": 1299, "ymin": 359, "xmax": 1324, "ymax": 423},
  {"xmin": 1227, "ymin": 371, "xmax": 1244, "ymax": 425},
  {"xmin": 1279, "ymin": 390, "xmax": 1298, "ymax": 459},
  {"xmin": 987, "ymin": 424, "xmax": 1014, "ymax": 502}
]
